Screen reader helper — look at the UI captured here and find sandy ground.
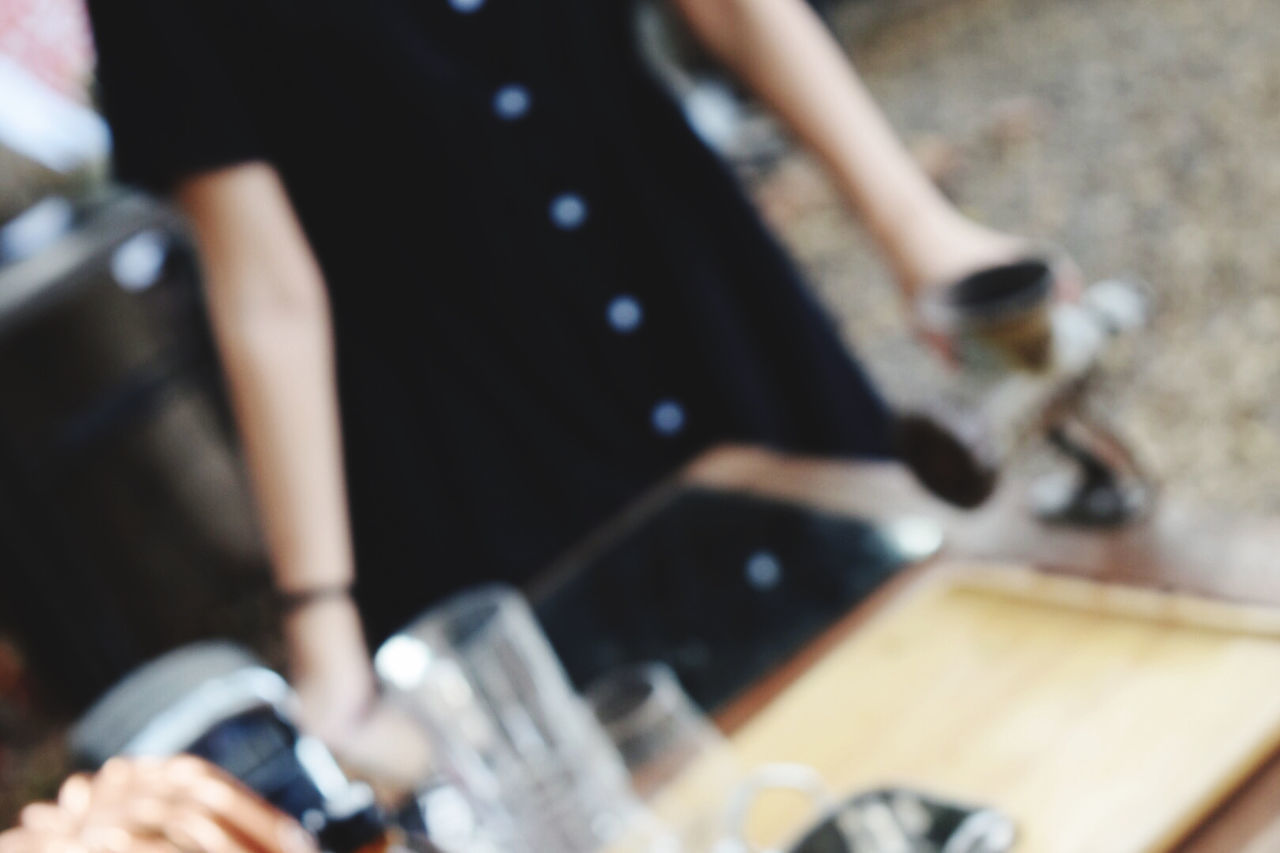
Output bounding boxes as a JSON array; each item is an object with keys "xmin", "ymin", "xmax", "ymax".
[{"xmin": 751, "ymin": 0, "xmax": 1280, "ymax": 515}]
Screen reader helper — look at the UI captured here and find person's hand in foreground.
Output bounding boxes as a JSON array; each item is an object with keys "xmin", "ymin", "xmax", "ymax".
[{"xmin": 0, "ymin": 756, "xmax": 318, "ymax": 853}]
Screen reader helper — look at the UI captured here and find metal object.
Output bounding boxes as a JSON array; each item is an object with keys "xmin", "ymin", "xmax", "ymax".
[
  {"xmin": 888, "ymin": 261, "xmax": 1154, "ymax": 526},
  {"xmin": 780, "ymin": 788, "xmax": 1017, "ymax": 853},
  {"xmin": 1031, "ymin": 414, "xmax": 1154, "ymax": 526},
  {"xmin": 70, "ymin": 642, "xmax": 388, "ymax": 853}
]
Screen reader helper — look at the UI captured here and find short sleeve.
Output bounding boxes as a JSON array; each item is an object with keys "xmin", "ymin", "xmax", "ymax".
[{"xmin": 86, "ymin": 0, "xmax": 264, "ymax": 193}]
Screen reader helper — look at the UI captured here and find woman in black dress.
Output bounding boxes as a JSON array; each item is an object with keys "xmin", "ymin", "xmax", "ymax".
[{"xmin": 87, "ymin": 0, "xmax": 1060, "ymax": 765}]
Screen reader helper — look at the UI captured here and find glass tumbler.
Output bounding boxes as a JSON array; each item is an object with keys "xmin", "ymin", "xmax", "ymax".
[
  {"xmin": 375, "ymin": 585, "xmax": 659, "ymax": 853},
  {"xmin": 587, "ymin": 663, "xmax": 830, "ymax": 853}
]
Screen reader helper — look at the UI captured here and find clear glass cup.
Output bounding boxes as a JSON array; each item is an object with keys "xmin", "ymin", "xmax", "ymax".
[
  {"xmin": 375, "ymin": 585, "xmax": 661, "ymax": 853},
  {"xmin": 587, "ymin": 662, "xmax": 830, "ymax": 853},
  {"xmin": 589, "ymin": 662, "xmax": 738, "ymax": 798}
]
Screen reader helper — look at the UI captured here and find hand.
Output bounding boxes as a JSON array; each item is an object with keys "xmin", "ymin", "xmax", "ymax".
[
  {"xmin": 893, "ymin": 213, "xmax": 1083, "ymax": 360},
  {"xmin": 286, "ymin": 597, "xmax": 433, "ymax": 796},
  {"xmin": 894, "ymin": 214, "xmax": 1026, "ymax": 302},
  {"xmin": 0, "ymin": 756, "xmax": 317, "ymax": 853},
  {"xmin": 315, "ymin": 700, "xmax": 436, "ymax": 802}
]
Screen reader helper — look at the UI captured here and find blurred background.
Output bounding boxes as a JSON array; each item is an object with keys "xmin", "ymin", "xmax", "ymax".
[{"xmin": 1, "ymin": 0, "xmax": 1277, "ymax": 826}]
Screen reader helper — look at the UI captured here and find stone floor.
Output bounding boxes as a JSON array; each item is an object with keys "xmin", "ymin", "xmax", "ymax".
[{"xmin": 751, "ymin": 0, "xmax": 1280, "ymax": 515}]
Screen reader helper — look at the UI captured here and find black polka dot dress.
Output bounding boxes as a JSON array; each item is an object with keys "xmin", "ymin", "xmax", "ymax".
[{"xmin": 88, "ymin": 0, "xmax": 892, "ymax": 642}]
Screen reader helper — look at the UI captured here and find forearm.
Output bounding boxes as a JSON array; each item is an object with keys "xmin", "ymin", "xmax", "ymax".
[
  {"xmin": 207, "ymin": 290, "xmax": 371, "ymax": 685},
  {"xmin": 208, "ymin": 289, "xmax": 351, "ymax": 592},
  {"xmin": 669, "ymin": 0, "xmax": 959, "ymax": 292},
  {"xmin": 181, "ymin": 172, "xmax": 353, "ymax": 594},
  {"xmin": 177, "ymin": 165, "xmax": 371, "ymax": 700}
]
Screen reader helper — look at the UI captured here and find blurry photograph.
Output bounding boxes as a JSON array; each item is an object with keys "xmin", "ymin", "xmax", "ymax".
[{"xmin": 2, "ymin": 0, "xmax": 1279, "ymax": 850}]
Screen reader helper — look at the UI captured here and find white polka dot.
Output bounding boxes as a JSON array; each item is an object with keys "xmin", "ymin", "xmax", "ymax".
[
  {"xmin": 448, "ymin": 0, "xmax": 485, "ymax": 12},
  {"xmin": 111, "ymin": 229, "xmax": 168, "ymax": 292},
  {"xmin": 745, "ymin": 550, "xmax": 783, "ymax": 591},
  {"xmin": 493, "ymin": 84, "xmax": 532, "ymax": 121},
  {"xmin": 549, "ymin": 193, "xmax": 588, "ymax": 230},
  {"xmin": 651, "ymin": 400, "xmax": 685, "ymax": 436},
  {"xmin": 606, "ymin": 295, "xmax": 643, "ymax": 333}
]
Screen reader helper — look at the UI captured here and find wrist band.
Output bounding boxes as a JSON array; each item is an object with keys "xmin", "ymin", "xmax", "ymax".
[{"xmin": 278, "ymin": 582, "xmax": 353, "ymax": 613}]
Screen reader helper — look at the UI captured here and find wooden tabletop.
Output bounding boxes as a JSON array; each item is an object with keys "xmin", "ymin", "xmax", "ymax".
[{"xmin": 678, "ymin": 445, "xmax": 1280, "ymax": 853}]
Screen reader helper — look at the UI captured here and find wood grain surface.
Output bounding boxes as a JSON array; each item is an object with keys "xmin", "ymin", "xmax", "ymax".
[
  {"xmin": 678, "ymin": 446, "xmax": 1280, "ymax": 852},
  {"xmin": 726, "ymin": 565, "xmax": 1280, "ymax": 853}
]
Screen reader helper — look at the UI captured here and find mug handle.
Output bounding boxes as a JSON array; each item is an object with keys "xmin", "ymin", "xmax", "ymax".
[{"xmin": 717, "ymin": 763, "xmax": 834, "ymax": 853}]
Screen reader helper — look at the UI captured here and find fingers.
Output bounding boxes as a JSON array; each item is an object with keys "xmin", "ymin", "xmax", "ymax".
[
  {"xmin": 80, "ymin": 824, "xmax": 167, "ymax": 853},
  {"xmin": 56, "ymin": 775, "xmax": 94, "ymax": 822},
  {"xmin": 0, "ymin": 827, "xmax": 43, "ymax": 853},
  {"xmin": 1, "ymin": 757, "xmax": 318, "ymax": 853},
  {"xmin": 328, "ymin": 701, "xmax": 434, "ymax": 794},
  {"xmin": 0, "ymin": 825, "xmax": 89, "ymax": 853},
  {"xmin": 1, "ymin": 834, "xmax": 89, "ymax": 853},
  {"xmin": 1049, "ymin": 252, "xmax": 1085, "ymax": 302},
  {"xmin": 16, "ymin": 803, "xmax": 74, "ymax": 836},
  {"xmin": 165, "ymin": 761, "xmax": 317, "ymax": 853},
  {"xmin": 158, "ymin": 804, "xmax": 251, "ymax": 853}
]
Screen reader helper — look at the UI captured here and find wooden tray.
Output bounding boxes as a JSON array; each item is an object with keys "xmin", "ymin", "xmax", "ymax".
[{"xmin": 729, "ymin": 565, "xmax": 1280, "ymax": 852}]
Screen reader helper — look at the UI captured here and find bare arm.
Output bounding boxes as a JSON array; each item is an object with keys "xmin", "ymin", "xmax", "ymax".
[
  {"xmin": 668, "ymin": 0, "xmax": 1023, "ymax": 297},
  {"xmin": 176, "ymin": 163, "xmax": 374, "ymax": 737}
]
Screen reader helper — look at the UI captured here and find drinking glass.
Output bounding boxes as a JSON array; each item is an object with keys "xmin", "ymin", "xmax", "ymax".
[
  {"xmin": 375, "ymin": 585, "xmax": 660, "ymax": 853},
  {"xmin": 587, "ymin": 662, "xmax": 830, "ymax": 852}
]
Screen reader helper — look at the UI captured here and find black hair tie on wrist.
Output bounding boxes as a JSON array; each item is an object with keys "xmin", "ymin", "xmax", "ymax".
[{"xmin": 278, "ymin": 582, "xmax": 354, "ymax": 613}]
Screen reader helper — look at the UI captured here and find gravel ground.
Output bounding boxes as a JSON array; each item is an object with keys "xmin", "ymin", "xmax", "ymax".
[{"xmin": 751, "ymin": 0, "xmax": 1280, "ymax": 514}]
